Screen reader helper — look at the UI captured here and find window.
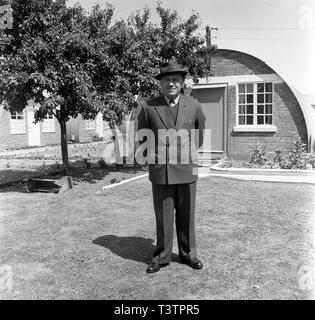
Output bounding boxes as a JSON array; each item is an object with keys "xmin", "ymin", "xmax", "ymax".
[
  {"xmin": 10, "ymin": 111, "xmax": 25, "ymax": 134},
  {"xmin": 257, "ymin": 83, "xmax": 273, "ymax": 125},
  {"xmin": 237, "ymin": 82, "xmax": 274, "ymax": 128},
  {"xmin": 42, "ymin": 112, "xmax": 55, "ymax": 132},
  {"xmin": 238, "ymin": 83, "xmax": 254, "ymax": 125},
  {"xmin": 85, "ymin": 119, "xmax": 95, "ymax": 130}
]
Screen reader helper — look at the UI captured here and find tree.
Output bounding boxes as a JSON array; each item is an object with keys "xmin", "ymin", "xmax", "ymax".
[
  {"xmin": 0, "ymin": 1, "xmax": 207, "ymax": 169},
  {"xmin": 111, "ymin": 4, "xmax": 207, "ymax": 99},
  {"xmin": 0, "ymin": 0, "xmax": 116, "ymax": 169}
]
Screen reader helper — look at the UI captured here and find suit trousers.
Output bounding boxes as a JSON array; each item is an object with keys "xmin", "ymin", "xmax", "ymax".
[{"xmin": 151, "ymin": 181, "xmax": 197, "ymax": 264}]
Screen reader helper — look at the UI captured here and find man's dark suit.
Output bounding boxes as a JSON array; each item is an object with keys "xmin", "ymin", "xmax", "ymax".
[{"xmin": 137, "ymin": 94, "xmax": 206, "ymax": 264}]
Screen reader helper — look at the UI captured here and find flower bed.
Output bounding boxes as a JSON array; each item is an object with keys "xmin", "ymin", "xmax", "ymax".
[{"xmin": 218, "ymin": 138, "xmax": 315, "ymax": 170}]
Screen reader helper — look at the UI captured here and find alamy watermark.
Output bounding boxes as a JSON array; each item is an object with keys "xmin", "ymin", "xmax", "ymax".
[{"xmin": 100, "ymin": 121, "xmax": 211, "ymax": 168}]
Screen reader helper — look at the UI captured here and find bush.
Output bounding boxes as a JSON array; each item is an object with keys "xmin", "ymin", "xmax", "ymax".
[
  {"xmin": 273, "ymin": 149, "xmax": 292, "ymax": 169},
  {"xmin": 289, "ymin": 137, "xmax": 308, "ymax": 169},
  {"xmin": 245, "ymin": 145, "xmax": 268, "ymax": 168},
  {"xmin": 309, "ymin": 154, "xmax": 315, "ymax": 168},
  {"xmin": 241, "ymin": 137, "xmax": 314, "ymax": 170},
  {"xmin": 98, "ymin": 159, "xmax": 107, "ymax": 169},
  {"xmin": 83, "ymin": 154, "xmax": 91, "ymax": 170},
  {"xmin": 216, "ymin": 138, "xmax": 315, "ymax": 170},
  {"xmin": 273, "ymin": 137, "xmax": 311, "ymax": 169}
]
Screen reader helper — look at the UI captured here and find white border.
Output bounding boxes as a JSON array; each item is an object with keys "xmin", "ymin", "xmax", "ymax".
[
  {"xmin": 102, "ymin": 173, "xmax": 149, "ymax": 190},
  {"xmin": 211, "ymin": 162, "xmax": 315, "ymax": 174}
]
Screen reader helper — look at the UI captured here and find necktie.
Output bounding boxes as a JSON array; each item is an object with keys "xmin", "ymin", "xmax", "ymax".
[{"xmin": 169, "ymin": 99, "xmax": 175, "ymax": 107}]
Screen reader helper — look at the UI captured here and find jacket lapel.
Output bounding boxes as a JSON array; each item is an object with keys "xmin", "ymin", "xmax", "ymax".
[
  {"xmin": 154, "ymin": 96, "xmax": 174, "ymax": 129},
  {"xmin": 175, "ymin": 95, "xmax": 189, "ymax": 131}
]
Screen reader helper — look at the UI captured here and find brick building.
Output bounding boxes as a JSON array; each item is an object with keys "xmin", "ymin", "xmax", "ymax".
[
  {"xmin": 0, "ymin": 100, "xmax": 61, "ymax": 151},
  {"xmin": 66, "ymin": 113, "xmax": 112, "ymax": 144},
  {"xmin": 0, "ymin": 99, "xmax": 112, "ymax": 151},
  {"xmin": 132, "ymin": 49, "xmax": 312, "ymax": 160}
]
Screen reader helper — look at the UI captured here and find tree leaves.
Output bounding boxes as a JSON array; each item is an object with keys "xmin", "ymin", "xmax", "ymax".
[{"xmin": 0, "ymin": 0, "xmax": 207, "ymax": 124}]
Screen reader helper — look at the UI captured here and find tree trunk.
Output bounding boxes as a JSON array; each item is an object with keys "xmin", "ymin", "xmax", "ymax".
[{"xmin": 60, "ymin": 120, "xmax": 69, "ymax": 172}]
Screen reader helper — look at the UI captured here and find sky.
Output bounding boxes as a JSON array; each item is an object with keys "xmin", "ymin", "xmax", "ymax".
[{"xmin": 67, "ymin": 0, "xmax": 315, "ymax": 95}]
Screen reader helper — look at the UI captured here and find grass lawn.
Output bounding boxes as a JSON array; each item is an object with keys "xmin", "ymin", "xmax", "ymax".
[{"xmin": 0, "ymin": 174, "xmax": 314, "ymax": 300}]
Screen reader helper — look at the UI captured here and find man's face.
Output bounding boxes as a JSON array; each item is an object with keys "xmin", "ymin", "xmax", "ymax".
[{"xmin": 159, "ymin": 73, "xmax": 184, "ymax": 99}]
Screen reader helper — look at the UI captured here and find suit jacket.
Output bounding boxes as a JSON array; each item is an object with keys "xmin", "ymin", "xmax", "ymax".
[{"xmin": 137, "ymin": 94, "xmax": 206, "ymax": 185}]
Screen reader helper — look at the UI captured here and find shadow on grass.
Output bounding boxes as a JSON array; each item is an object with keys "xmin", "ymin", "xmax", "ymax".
[
  {"xmin": 69, "ymin": 162, "xmax": 146, "ymax": 184},
  {"xmin": 93, "ymin": 235, "xmax": 181, "ymax": 265},
  {"xmin": 93, "ymin": 235, "xmax": 155, "ymax": 264}
]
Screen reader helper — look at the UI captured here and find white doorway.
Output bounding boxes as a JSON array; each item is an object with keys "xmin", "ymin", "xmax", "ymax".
[
  {"xmin": 27, "ymin": 110, "xmax": 41, "ymax": 146},
  {"xmin": 95, "ymin": 112, "xmax": 104, "ymax": 138}
]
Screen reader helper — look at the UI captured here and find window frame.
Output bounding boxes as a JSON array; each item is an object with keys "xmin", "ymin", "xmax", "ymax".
[
  {"xmin": 256, "ymin": 82, "xmax": 274, "ymax": 126},
  {"xmin": 42, "ymin": 112, "xmax": 55, "ymax": 133},
  {"xmin": 237, "ymin": 83, "xmax": 255, "ymax": 126},
  {"xmin": 235, "ymin": 82, "xmax": 277, "ymax": 132},
  {"xmin": 10, "ymin": 111, "xmax": 26, "ymax": 134}
]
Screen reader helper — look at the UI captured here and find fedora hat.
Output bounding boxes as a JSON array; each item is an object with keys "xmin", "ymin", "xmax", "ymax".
[{"xmin": 155, "ymin": 61, "xmax": 188, "ymax": 80}]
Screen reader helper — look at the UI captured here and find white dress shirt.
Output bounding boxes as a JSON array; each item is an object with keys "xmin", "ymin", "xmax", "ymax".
[{"xmin": 164, "ymin": 95, "xmax": 180, "ymax": 107}]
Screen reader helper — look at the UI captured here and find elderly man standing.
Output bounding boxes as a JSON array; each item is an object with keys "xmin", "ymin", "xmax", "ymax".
[{"xmin": 137, "ymin": 61, "xmax": 206, "ymax": 273}]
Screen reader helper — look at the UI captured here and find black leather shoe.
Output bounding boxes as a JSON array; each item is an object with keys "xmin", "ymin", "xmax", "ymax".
[
  {"xmin": 146, "ymin": 262, "xmax": 169, "ymax": 273},
  {"xmin": 181, "ymin": 257, "xmax": 203, "ymax": 269}
]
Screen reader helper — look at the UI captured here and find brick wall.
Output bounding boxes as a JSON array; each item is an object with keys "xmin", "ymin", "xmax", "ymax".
[
  {"xmin": 0, "ymin": 106, "xmax": 61, "ymax": 151},
  {"xmin": 0, "ymin": 107, "xmax": 28, "ymax": 150},
  {"xmin": 215, "ymin": 50, "xmax": 308, "ymax": 160},
  {"xmin": 227, "ymin": 84, "xmax": 307, "ymax": 160},
  {"xmin": 41, "ymin": 117, "xmax": 61, "ymax": 146}
]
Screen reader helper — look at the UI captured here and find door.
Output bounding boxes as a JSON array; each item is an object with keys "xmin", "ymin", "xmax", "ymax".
[
  {"xmin": 27, "ymin": 110, "xmax": 41, "ymax": 146},
  {"xmin": 95, "ymin": 112, "xmax": 104, "ymax": 138},
  {"xmin": 191, "ymin": 87, "xmax": 225, "ymax": 154}
]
